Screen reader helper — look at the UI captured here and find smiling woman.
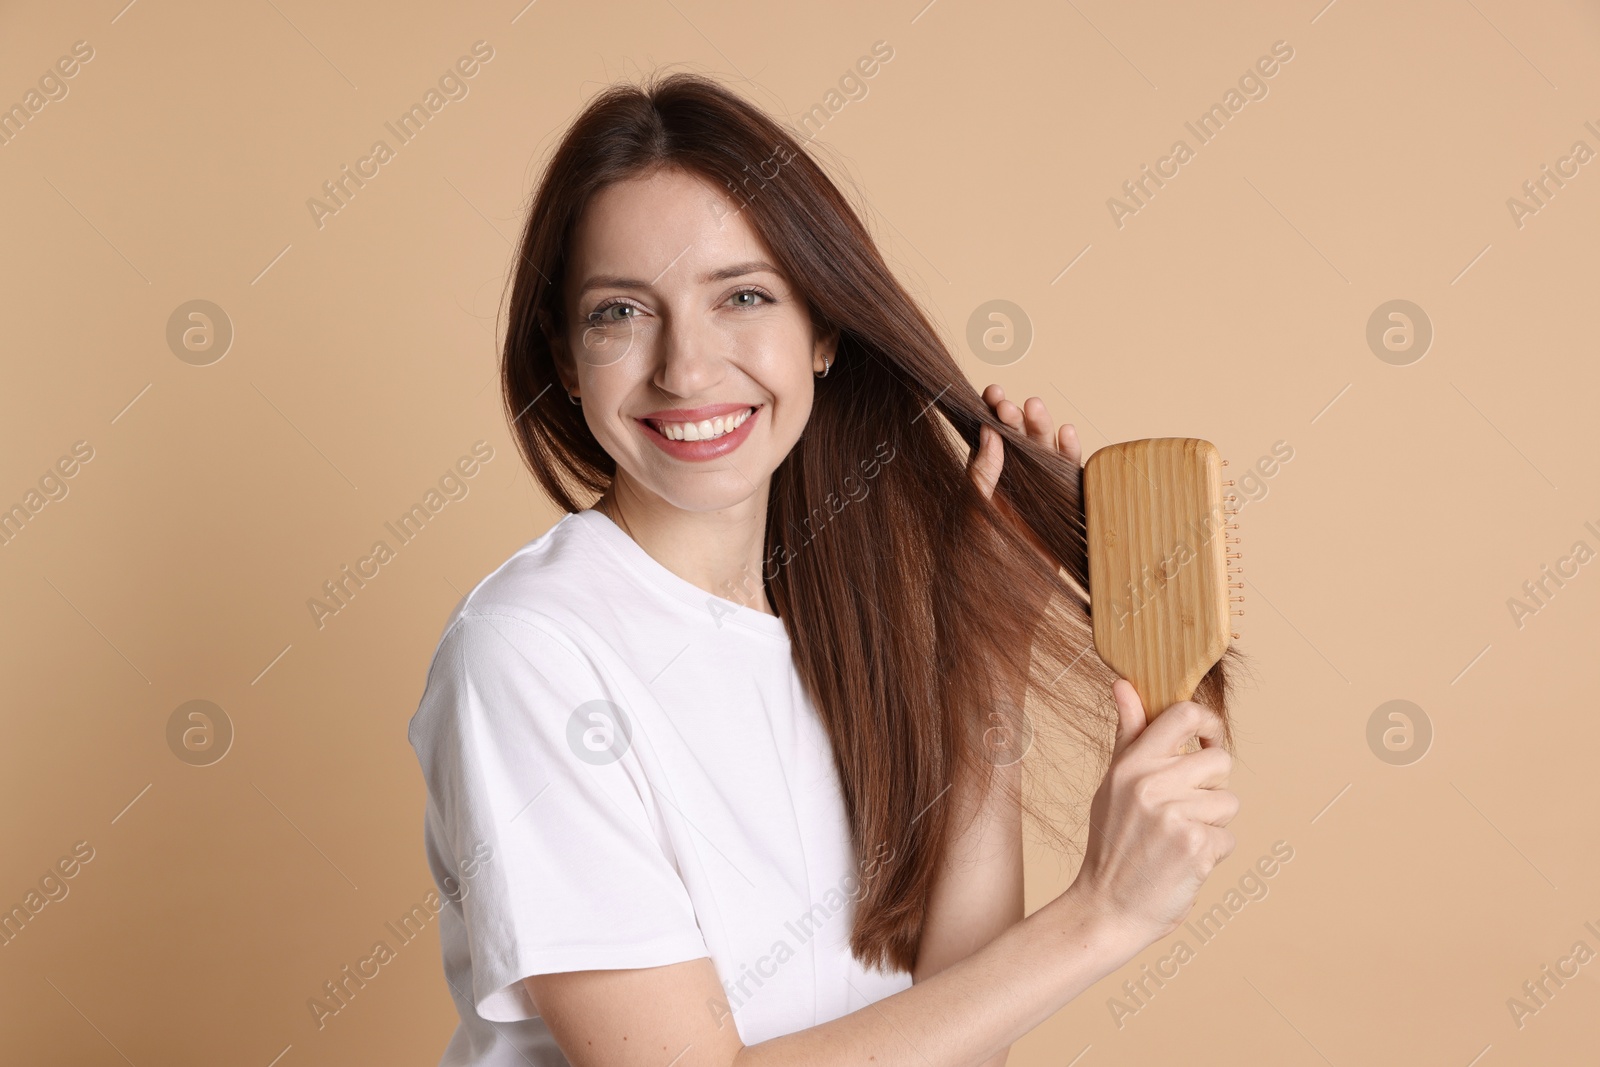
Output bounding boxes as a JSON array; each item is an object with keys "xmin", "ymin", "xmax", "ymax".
[
  {"xmin": 557, "ymin": 171, "xmax": 831, "ymax": 519},
  {"xmin": 405, "ymin": 69, "xmax": 1245, "ymax": 1067}
]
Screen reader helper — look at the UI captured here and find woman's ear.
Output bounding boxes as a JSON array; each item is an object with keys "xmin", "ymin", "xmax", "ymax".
[{"xmin": 813, "ymin": 324, "xmax": 840, "ymax": 374}]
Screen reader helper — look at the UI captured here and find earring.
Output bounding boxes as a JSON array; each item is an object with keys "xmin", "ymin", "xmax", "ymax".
[
  {"xmin": 815, "ymin": 352, "xmax": 831, "ymax": 378},
  {"xmin": 567, "ymin": 390, "xmax": 581, "ymax": 405}
]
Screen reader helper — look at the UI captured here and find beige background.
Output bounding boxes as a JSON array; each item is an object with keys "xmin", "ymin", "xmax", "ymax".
[{"xmin": 3, "ymin": 0, "xmax": 1598, "ymax": 1063}]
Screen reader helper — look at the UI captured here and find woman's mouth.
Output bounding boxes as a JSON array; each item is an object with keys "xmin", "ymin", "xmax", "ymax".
[
  {"xmin": 637, "ymin": 405, "xmax": 762, "ymax": 461},
  {"xmin": 644, "ymin": 405, "xmax": 758, "ymax": 442}
]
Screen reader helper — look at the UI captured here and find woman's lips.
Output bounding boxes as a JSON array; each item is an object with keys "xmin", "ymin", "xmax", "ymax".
[{"xmin": 637, "ymin": 404, "xmax": 761, "ymax": 462}]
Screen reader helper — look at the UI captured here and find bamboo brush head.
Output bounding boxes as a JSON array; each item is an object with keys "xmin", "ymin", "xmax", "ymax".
[{"xmin": 1082, "ymin": 438, "xmax": 1239, "ymax": 722}]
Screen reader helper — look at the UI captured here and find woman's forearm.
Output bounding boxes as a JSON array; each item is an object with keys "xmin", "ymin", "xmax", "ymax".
[
  {"xmin": 913, "ymin": 753, "xmax": 1024, "ymax": 1067},
  {"xmin": 734, "ymin": 884, "xmax": 1140, "ymax": 1067},
  {"xmin": 913, "ymin": 752, "xmax": 1024, "ymax": 980}
]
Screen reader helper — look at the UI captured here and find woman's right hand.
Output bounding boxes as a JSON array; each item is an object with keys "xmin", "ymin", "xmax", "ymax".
[{"xmin": 1064, "ymin": 679, "xmax": 1239, "ymax": 952}]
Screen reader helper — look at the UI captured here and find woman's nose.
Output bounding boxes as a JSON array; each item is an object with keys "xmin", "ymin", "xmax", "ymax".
[{"xmin": 653, "ymin": 310, "xmax": 726, "ymax": 397}]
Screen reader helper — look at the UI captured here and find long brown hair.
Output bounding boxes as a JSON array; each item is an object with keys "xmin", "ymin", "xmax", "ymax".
[{"xmin": 501, "ymin": 69, "xmax": 1247, "ymax": 975}]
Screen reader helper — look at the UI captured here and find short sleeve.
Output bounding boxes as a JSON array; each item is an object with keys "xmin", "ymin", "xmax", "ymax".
[{"xmin": 407, "ymin": 611, "xmax": 708, "ymax": 1022}]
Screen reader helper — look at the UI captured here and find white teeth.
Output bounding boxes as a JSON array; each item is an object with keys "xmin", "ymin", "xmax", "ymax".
[{"xmin": 654, "ymin": 407, "xmax": 753, "ymax": 441}]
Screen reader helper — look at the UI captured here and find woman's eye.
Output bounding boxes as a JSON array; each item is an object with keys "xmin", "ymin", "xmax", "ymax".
[
  {"xmin": 589, "ymin": 289, "xmax": 768, "ymax": 323},
  {"xmin": 589, "ymin": 302, "xmax": 634, "ymax": 324}
]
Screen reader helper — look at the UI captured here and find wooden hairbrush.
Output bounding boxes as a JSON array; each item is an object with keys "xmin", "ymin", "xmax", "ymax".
[{"xmin": 1082, "ymin": 438, "xmax": 1243, "ymax": 723}]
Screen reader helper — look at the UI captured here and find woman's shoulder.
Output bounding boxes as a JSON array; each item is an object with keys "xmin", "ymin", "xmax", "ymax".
[
  {"xmin": 435, "ymin": 510, "xmax": 603, "ymax": 638},
  {"xmin": 408, "ymin": 513, "xmax": 609, "ymax": 730}
]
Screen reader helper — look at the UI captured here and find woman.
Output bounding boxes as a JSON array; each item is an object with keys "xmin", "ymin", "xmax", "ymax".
[{"xmin": 407, "ymin": 70, "xmax": 1243, "ymax": 1067}]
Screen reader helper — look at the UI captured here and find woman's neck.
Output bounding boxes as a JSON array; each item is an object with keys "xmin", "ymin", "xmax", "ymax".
[{"xmin": 596, "ymin": 482, "xmax": 777, "ymax": 616}]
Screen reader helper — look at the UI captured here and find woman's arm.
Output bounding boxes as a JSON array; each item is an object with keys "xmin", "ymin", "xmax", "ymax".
[
  {"xmin": 525, "ymin": 878, "xmax": 1139, "ymax": 1067},
  {"xmin": 911, "ymin": 756, "xmax": 1024, "ymax": 984},
  {"xmin": 909, "ymin": 673, "xmax": 1028, "ymax": 1066},
  {"xmin": 903, "ymin": 383, "xmax": 1076, "ymax": 1063},
  {"xmin": 526, "ymin": 679, "xmax": 1238, "ymax": 1067}
]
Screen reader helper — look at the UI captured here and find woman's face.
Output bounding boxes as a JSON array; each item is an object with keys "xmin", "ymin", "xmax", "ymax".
[{"xmin": 559, "ymin": 166, "xmax": 836, "ymax": 515}]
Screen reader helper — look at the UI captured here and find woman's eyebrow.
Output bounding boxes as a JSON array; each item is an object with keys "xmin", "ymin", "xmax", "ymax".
[{"xmin": 575, "ymin": 259, "xmax": 780, "ymax": 297}]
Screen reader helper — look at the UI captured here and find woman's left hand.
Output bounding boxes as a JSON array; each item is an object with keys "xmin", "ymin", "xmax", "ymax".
[{"xmin": 968, "ymin": 383, "xmax": 1081, "ymax": 538}]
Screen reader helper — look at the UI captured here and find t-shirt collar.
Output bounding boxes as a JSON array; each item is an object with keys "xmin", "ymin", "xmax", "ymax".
[{"xmin": 570, "ymin": 508, "xmax": 792, "ymax": 642}]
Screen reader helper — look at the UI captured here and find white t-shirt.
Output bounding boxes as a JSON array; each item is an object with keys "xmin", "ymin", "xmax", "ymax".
[{"xmin": 406, "ymin": 508, "xmax": 913, "ymax": 1066}]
